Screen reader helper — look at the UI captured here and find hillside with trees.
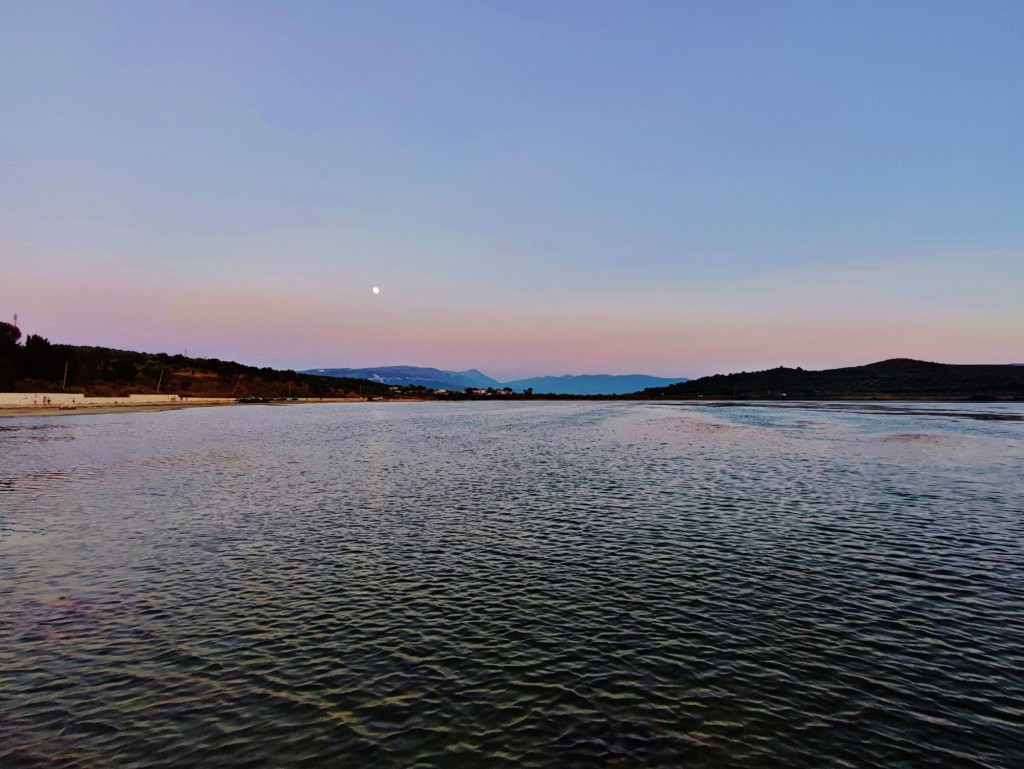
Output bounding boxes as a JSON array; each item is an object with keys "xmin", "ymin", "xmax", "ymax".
[
  {"xmin": 0, "ymin": 322, "xmax": 396, "ymax": 399},
  {"xmin": 641, "ymin": 359, "xmax": 1024, "ymax": 400}
]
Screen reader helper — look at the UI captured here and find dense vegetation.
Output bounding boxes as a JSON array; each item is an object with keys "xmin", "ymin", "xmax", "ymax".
[
  {"xmin": 0, "ymin": 322, "xmax": 397, "ymax": 398},
  {"xmin": 641, "ymin": 359, "xmax": 1024, "ymax": 400}
]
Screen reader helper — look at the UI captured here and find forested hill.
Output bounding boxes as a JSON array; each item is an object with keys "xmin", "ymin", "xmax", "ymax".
[
  {"xmin": 641, "ymin": 359, "xmax": 1024, "ymax": 399},
  {"xmin": 0, "ymin": 322, "xmax": 396, "ymax": 398}
]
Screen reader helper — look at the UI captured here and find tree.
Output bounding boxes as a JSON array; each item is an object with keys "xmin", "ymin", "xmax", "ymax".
[
  {"xmin": 0, "ymin": 358, "xmax": 15, "ymax": 390},
  {"xmin": 109, "ymin": 358, "xmax": 138, "ymax": 381},
  {"xmin": 0, "ymin": 321, "xmax": 20, "ymax": 361},
  {"xmin": 23, "ymin": 334, "xmax": 62, "ymax": 380},
  {"xmin": 0, "ymin": 321, "xmax": 20, "ymax": 345},
  {"xmin": 141, "ymin": 360, "xmax": 164, "ymax": 380}
]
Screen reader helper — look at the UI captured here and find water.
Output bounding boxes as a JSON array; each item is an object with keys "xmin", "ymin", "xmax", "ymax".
[{"xmin": 1, "ymin": 401, "xmax": 1022, "ymax": 768}]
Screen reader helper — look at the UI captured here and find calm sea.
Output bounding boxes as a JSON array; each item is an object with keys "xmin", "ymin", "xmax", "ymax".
[{"xmin": 1, "ymin": 401, "xmax": 1022, "ymax": 768}]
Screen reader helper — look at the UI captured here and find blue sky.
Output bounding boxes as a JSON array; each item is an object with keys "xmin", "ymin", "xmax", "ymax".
[{"xmin": 2, "ymin": 1, "xmax": 1021, "ymax": 378}]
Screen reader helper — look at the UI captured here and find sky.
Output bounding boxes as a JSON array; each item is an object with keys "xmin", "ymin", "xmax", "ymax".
[{"xmin": 2, "ymin": 0, "xmax": 1022, "ymax": 379}]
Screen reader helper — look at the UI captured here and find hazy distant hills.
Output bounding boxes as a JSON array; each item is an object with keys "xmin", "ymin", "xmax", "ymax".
[
  {"xmin": 300, "ymin": 358, "xmax": 1024, "ymax": 398},
  {"xmin": 642, "ymin": 359, "xmax": 1024, "ymax": 399},
  {"xmin": 503, "ymin": 374, "xmax": 688, "ymax": 395},
  {"xmin": 303, "ymin": 366, "xmax": 501, "ymax": 390},
  {"xmin": 303, "ymin": 366, "xmax": 687, "ymax": 394}
]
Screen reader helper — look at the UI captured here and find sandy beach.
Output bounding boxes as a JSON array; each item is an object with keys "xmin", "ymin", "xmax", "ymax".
[{"xmin": 0, "ymin": 397, "xmax": 370, "ymax": 418}]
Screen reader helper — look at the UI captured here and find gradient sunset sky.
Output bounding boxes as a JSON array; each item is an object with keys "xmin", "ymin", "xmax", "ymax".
[{"xmin": 2, "ymin": 1, "xmax": 1021, "ymax": 379}]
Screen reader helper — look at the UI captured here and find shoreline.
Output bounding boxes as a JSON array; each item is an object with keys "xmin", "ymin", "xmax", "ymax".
[
  {"xmin": 2, "ymin": 395, "xmax": 1019, "ymax": 418},
  {"xmin": 0, "ymin": 397, "xmax": 370, "ymax": 418}
]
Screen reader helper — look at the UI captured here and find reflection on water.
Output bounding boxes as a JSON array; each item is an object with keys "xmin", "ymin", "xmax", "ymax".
[{"xmin": 1, "ymin": 401, "xmax": 1022, "ymax": 768}]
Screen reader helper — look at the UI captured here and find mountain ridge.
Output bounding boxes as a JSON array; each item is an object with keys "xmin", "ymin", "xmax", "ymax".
[
  {"xmin": 303, "ymin": 366, "xmax": 688, "ymax": 395},
  {"xmin": 640, "ymin": 359, "xmax": 1024, "ymax": 399},
  {"xmin": 304, "ymin": 366, "xmax": 501, "ymax": 390}
]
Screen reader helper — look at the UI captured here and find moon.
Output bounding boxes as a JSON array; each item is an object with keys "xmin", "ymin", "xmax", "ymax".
[{"xmin": 372, "ymin": 286, "xmax": 380, "ymax": 295}]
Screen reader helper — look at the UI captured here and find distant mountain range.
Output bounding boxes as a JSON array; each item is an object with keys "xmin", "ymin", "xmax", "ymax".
[
  {"xmin": 302, "ymin": 366, "xmax": 688, "ymax": 395},
  {"xmin": 304, "ymin": 366, "xmax": 500, "ymax": 390},
  {"xmin": 641, "ymin": 358, "xmax": 1024, "ymax": 399}
]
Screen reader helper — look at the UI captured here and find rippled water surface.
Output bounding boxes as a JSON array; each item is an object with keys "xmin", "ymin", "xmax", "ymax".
[{"xmin": 2, "ymin": 401, "xmax": 1022, "ymax": 768}]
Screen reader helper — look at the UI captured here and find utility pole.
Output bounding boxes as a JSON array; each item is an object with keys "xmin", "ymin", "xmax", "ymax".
[
  {"xmin": 62, "ymin": 361, "xmax": 68, "ymax": 391},
  {"xmin": 231, "ymin": 374, "xmax": 243, "ymax": 396},
  {"xmin": 156, "ymin": 369, "xmax": 164, "ymax": 393}
]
